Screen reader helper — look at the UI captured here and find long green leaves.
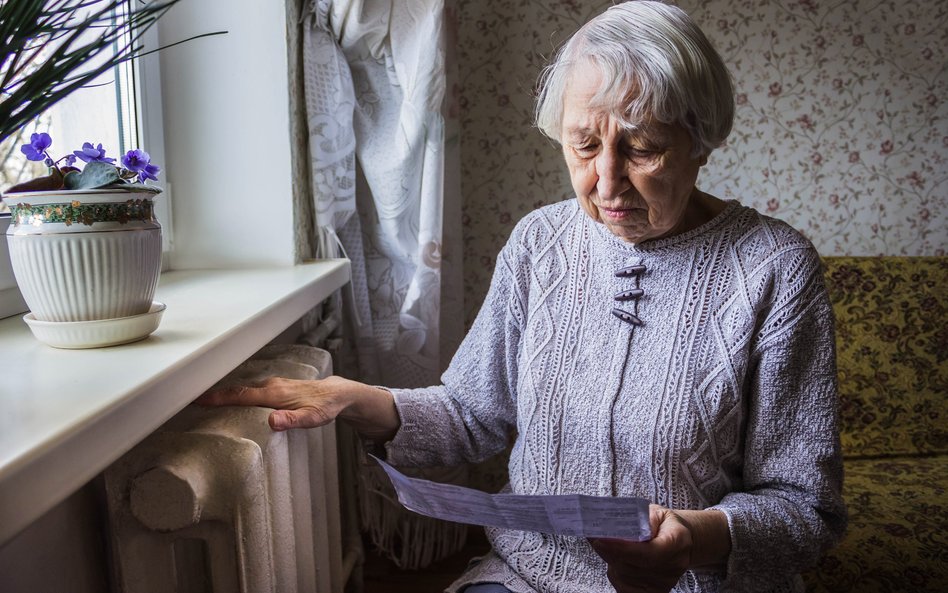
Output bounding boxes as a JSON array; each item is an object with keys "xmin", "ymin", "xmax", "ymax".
[{"xmin": 0, "ymin": 0, "xmax": 179, "ymax": 145}]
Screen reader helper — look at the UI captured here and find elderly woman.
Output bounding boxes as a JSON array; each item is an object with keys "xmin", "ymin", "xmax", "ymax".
[{"xmin": 202, "ymin": 2, "xmax": 846, "ymax": 592}]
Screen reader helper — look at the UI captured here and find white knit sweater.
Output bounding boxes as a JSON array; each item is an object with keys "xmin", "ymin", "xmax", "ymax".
[{"xmin": 385, "ymin": 199, "xmax": 847, "ymax": 593}]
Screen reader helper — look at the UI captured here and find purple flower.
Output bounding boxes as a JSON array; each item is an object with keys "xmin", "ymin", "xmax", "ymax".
[
  {"xmin": 139, "ymin": 163, "xmax": 161, "ymax": 183},
  {"xmin": 73, "ymin": 142, "xmax": 116, "ymax": 164},
  {"xmin": 122, "ymin": 148, "xmax": 160, "ymax": 182},
  {"xmin": 20, "ymin": 132, "xmax": 52, "ymax": 161},
  {"xmin": 122, "ymin": 149, "xmax": 151, "ymax": 172},
  {"xmin": 63, "ymin": 154, "xmax": 77, "ymax": 167}
]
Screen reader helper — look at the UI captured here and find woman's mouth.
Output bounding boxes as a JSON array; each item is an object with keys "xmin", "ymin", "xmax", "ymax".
[{"xmin": 600, "ymin": 207, "xmax": 636, "ymax": 221}]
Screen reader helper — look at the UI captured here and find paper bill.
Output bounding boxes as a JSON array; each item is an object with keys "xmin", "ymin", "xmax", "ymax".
[{"xmin": 372, "ymin": 455, "xmax": 652, "ymax": 541}]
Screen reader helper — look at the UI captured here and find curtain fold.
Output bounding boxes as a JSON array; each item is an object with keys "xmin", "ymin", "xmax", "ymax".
[{"xmin": 299, "ymin": 0, "xmax": 465, "ymax": 569}]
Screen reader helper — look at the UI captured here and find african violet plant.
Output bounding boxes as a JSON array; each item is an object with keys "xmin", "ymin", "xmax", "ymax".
[{"xmin": 9, "ymin": 132, "xmax": 161, "ymax": 194}]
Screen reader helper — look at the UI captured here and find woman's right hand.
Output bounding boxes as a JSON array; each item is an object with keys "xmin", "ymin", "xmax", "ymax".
[{"xmin": 196, "ymin": 375, "xmax": 400, "ymax": 441}]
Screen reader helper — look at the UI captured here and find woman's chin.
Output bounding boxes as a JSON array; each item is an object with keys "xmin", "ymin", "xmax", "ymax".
[
  {"xmin": 602, "ymin": 218, "xmax": 680, "ymax": 243},
  {"xmin": 602, "ymin": 221, "xmax": 647, "ymax": 243}
]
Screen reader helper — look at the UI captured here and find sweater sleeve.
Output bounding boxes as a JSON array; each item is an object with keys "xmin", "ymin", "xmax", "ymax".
[
  {"xmin": 710, "ymin": 245, "xmax": 847, "ymax": 587},
  {"xmin": 384, "ymin": 228, "xmax": 527, "ymax": 468}
]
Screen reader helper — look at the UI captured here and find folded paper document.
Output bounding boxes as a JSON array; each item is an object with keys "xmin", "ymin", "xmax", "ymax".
[{"xmin": 373, "ymin": 455, "xmax": 651, "ymax": 540}]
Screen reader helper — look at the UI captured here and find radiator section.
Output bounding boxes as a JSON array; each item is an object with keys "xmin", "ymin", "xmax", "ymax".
[{"xmin": 105, "ymin": 345, "xmax": 343, "ymax": 593}]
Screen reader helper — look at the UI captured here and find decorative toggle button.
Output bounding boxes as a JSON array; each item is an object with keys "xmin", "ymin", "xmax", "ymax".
[
  {"xmin": 611, "ymin": 308, "xmax": 643, "ymax": 326},
  {"xmin": 614, "ymin": 264, "xmax": 646, "ymax": 277},
  {"xmin": 614, "ymin": 288, "xmax": 644, "ymax": 301}
]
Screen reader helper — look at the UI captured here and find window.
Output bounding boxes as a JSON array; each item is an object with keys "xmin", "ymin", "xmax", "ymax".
[
  {"xmin": 0, "ymin": 1, "xmax": 140, "ymax": 207},
  {"xmin": 0, "ymin": 1, "xmax": 161, "ymax": 319}
]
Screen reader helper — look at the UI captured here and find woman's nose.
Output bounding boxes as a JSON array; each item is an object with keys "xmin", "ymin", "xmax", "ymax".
[{"xmin": 595, "ymin": 149, "xmax": 626, "ymax": 199}]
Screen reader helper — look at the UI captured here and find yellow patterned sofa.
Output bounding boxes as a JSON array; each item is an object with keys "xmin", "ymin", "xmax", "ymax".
[{"xmin": 804, "ymin": 257, "xmax": 948, "ymax": 593}]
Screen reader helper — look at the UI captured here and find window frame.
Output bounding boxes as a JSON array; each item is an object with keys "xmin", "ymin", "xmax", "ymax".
[{"xmin": 135, "ymin": 23, "xmax": 174, "ymax": 261}]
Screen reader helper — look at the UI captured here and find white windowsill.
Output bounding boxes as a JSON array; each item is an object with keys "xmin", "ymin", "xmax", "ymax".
[{"xmin": 0, "ymin": 259, "xmax": 350, "ymax": 545}]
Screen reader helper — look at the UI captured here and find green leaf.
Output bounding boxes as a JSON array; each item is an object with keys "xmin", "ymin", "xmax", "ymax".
[
  {"xmin": 101, "ymin": 182, "xmax": 163, "ymax": 195},
  {"xmin": 0, "ymin": 0, "xmax": 200, "ymax": 146},
  {"xmin": 62, "ymin": 170, "xmax": 81, "ymax": 190},
  {"xmin": 63, "ymin": 161, "xmax": 121, "ymax": 189}
]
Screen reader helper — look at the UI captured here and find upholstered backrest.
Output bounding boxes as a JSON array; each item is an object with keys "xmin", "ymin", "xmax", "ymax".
[{"xmin": 823, "ymin": 257, "xmax": 947, "ymax": 458}]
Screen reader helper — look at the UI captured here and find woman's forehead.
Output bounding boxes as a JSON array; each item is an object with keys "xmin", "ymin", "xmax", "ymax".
[
  {"xmin": 561, "ymin": 62, "xmax": 652, "ymax": 133},
  {"xmin": 562, "ymin": 102, "xmax": 671, "ymax": 142},
  {"xmin": 562, "ymin": 63, "xmax": 609, "ymax": 105}
]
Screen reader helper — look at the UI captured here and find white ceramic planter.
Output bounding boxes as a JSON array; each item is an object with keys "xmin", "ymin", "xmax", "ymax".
[
  {"xmin": 3, "ymin": 189, "xmax": 161, "ymax": 323},
  {"xmin": 0, "ymin": 214, "xmax": 29, "ymax": 320}
]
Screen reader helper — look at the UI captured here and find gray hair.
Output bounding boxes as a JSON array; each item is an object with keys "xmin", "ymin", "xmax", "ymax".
[{"xmin": 535, "ymin": 1, "xmax": 734, "ymax": 157}]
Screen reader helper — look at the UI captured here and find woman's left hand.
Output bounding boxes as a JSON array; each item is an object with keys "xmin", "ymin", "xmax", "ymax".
[{"xmin": 588, "ymin": 505, "xmax": 730, "ymax": 593}]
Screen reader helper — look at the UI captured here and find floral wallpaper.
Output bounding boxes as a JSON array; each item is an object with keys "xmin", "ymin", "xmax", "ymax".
[{"xmin": 454, "ymin": 0, "xmax": 947, "ymax": 324}]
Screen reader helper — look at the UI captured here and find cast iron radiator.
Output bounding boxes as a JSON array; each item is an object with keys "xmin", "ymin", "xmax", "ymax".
[{"xmin": 104, "ymin": 345, "xmax": 350, "ymax": 593}]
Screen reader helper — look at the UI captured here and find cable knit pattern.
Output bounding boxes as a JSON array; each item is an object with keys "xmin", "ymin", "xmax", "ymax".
[{"xmin": 386, "ymin": 199, "xmax": 846, "ymax": 593}]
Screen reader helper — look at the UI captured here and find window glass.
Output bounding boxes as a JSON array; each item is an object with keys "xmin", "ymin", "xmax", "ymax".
[{"xmin": 0, "ymin": 1, "xmax": 138, "ymax": 211}]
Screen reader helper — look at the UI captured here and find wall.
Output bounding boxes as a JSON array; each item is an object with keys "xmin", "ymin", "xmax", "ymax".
[
  {"xmin": 0, "ymin": 484, "xmax": 110, "ymax": 593},
  {"xmin": 157, "ymin": 0, "xmax": 297, "ymax": 269},
  {"xmin": 455, "ymin": 0, "xmax": 947, "ymax": 323}
]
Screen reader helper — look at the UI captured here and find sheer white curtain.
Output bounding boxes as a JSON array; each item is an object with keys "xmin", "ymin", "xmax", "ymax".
[{"xmin": 300, "ymin": 0, "xmax": 466, "ymax": 568}]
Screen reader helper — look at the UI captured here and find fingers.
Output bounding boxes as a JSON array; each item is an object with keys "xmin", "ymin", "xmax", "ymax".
[
  {"xmin": 590, "ymin": 542, "xmax": 682, "ymax": 592},
  {"xmin": 648, "ymin": 503, "xmax": 666, "ymax": 537},
  {"xmin": 269, "ymin": 409, "xmax": 298, "ymax": 431},
  {"xmin": 268, "ymin": 407, "xmax": 335, "ymax": 431},
  {"xmin": 587, "ymin": 506, "xmax": 693, "ymax": 593},
  {"xmin": 194, "ymin": 375, "xmax": 348, "ymax": 433},
  {"xmin": 194, "ymin": 384, "xmax": 255, "ymax": 406},
  {"xmin": 589, "ymin": 540, "xmax": 669, "ymax": 593},
  {"xmin": 588, "ymin": 537, "xmax": 650, "ymax": 570},
  {"xmin": 587, "ymin": 504, "xmax": 664, "ymax": 558},
  {"xmin": 196, "ymin": 376, "xmax": 302, "ymax": 408}
]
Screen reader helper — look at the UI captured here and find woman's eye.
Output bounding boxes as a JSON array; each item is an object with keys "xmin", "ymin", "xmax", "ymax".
[
  {"xmin": 574, "ymin": 143, "xmax": 598, "ymax": 156},
  {"xmin": 626, "ymin": 146, "xmax": 658, "ymax": 159}
]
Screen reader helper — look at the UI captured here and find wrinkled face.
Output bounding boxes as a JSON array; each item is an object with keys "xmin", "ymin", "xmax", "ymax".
[{"xmin": 561, "ymin": 66, "xmax": 706, "ymax": 243}]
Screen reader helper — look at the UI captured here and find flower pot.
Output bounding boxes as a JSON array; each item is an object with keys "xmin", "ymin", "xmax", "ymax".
[
  {"xmin": 0, "ymin": 213, "xmax": 29, "ymax": 320},
  {"xmin": 2, "ymin": 189, "xmax": 161, "ymax": 323}
]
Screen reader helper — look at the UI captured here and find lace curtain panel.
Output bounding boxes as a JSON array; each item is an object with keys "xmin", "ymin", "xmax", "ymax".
[{"xmin": 298, "ymin": 0, "xmax": 466, "ymax": 568}]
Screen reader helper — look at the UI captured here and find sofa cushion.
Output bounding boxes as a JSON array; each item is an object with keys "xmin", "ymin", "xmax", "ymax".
[
  {"xmin": 804, "ymin": 456, "xmax": 948, "ymax": 592},
  {"xmin": 823, "ymin": 257, "xmax": 948, "ymax": 458}
]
